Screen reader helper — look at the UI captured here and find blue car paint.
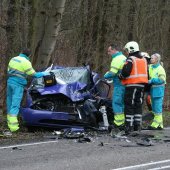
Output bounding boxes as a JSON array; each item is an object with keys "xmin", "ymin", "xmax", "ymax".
[
  {"xmin": 25, "ymin": 82, "xmax": 91, "ymax": 108},
  {"xmin": 21, "ymin": 66, "xmax": 109, "ymax": 128}
]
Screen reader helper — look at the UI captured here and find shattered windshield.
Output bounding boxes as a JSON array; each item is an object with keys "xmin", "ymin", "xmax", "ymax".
[{"xmin": 32, "ymin": 67, "xmax": 91, "ymax": 88}]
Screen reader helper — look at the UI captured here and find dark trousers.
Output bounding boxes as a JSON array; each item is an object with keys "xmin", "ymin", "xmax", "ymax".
[{"xmin": 124, "ymin": 86, "xmax": 145, "ymax": 131}]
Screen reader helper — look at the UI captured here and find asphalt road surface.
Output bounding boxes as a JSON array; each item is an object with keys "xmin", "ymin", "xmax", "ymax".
[{"xmin": 0, "ymin": 128, "xmax": 170, "ymax": 170}]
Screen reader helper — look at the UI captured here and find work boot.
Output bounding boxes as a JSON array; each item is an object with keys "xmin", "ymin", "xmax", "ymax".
[
  {"xmin": 134, "ymin": 114, "xmax": 142, "ymax": 132},
  {"xmin": 109, "ymin": 123, "xmax": 125, "ymax": 137},
  {"xmin": 125, "ymin": 125, "xmax": 134, "ymax": 135},
  {"xmin": 150, "ymin": 114, "xmax": 163, "ymax": 130},
  {"xmin": 108, "ymin": 123, "xmax": 125, "ymax": 132},
  {"xmin": 3, "ymin": 129, "xmax": 12, "ymax": 136},
  {"xmin": 147, "ymin": 125, "xmax": 163, "ymax": 130},
  {"xmin": 134, "ymin": 124, "xmax": 141, "ymax": 132}
]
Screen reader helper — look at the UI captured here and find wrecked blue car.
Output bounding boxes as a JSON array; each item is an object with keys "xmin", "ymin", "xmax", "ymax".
[{"xmin": 21, "ymin": 66, "xmax": 113, "ymax": 129}]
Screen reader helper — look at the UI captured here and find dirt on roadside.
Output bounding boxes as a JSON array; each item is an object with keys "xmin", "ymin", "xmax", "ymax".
[{"xmin": 0, "ymin": 111, "xmax": 170, "ymax": 146}]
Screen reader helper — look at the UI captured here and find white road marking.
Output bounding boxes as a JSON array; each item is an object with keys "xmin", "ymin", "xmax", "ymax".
[
  {"xmin": 148, "ymin": 165, "xmax": 170, "ymax": 170},
  {"xmin": 112, "ymin": 159, "xmax": 170, "ymax": 170},
  {"xmin": 0, "ymin": 140, "xmax": 58, "ymax": 150}
]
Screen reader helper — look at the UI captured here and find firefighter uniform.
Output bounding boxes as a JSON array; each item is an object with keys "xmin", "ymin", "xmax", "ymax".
[
  {"xmin": 148, "ymin": 62, "xmax": 166, "ymax": 129},
  {"xmin": 120, "ymin": 54, "xmax": 148, "ymax": 132},
  {"xmin": 7, "ymin": 50, "xmax": 47, "ymax": 132},
  {"xmin": 104, "ymin": 51, "xmax": 126, "ymax": 127},
  {"xmin": 119, "ymin": 41, "xmax": 148, "ymax": 133}
]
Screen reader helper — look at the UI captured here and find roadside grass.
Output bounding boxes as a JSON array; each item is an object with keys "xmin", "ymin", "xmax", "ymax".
[{"xmin": 0, "ymin": 113, "xmax": 47, "ymax": 145}]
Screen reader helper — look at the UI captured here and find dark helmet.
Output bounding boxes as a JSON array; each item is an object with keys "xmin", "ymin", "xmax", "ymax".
[{"xmin": 21, "ymin": 48, "xmax": 31, "ymax": 57}]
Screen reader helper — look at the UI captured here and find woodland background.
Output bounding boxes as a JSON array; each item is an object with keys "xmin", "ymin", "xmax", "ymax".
[{"xmin": 0, "ymin": 0, "xmax": 170, "ymax": 111}]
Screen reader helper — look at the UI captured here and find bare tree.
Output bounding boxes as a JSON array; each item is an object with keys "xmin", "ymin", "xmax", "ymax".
[
  {"xmin": 31, "ymin": 0, "xmax": 66, "ymax": 70},
  {"xmin": 1, "ymin": 0, "xmax": 170, "ymax": 110}
]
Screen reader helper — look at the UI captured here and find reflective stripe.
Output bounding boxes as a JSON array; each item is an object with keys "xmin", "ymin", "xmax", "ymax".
[
  {"xmin": 149, "ymin": 64, "xmax": 166, "ymax": 83},
  {"xmin": 115, "ymin": 120, "xmax": 124, "ymax": 122},
  {"xmin": 140, "ymin": 91, "xmax": 143, "ymax": 104},
  {"xmin": 7, "ymin": 114, "xmax": 19, "ymax": 132},
  {"xmin": 152, "ymin": 84, "xmax": 165, "ymax": 87},
  {"xmin": 153, "ymin": 119, "xmax": 161, "ymax": 124},
  {"xmin": 126, "ymin": 115, "xmax": 134, "ymax": 126},
  {"xmin": 134, "ymin": 114, "xmax": 142, "ymax": 125},
  {"xmin": 159, "ymin": 74, "xmax": 166, "ymax": 78},
  {"xmin": 134, "ymin": 114, "xmax": 142, "ymax": 122},
  {"xmin": 126, "ymin": 119, "xmax": 133, "ymax": 121},
  {"xmin": 8, "ymin": 125, "xmax": 19, "ymax": 132},
  {"xmin": 128, "ymin": 56, "xmax": 147, "ymax": 78},
  {"xmin": 110, "ymin": 54, "xmax": 126, "ymax": 75},
  {"xmin": 114, "ymin": 114, "xmax": 125, "ymax": 126},
  {"xmin": 126, "ymin": 84, "xmax": 144, "ymax": 87},
  {"xmin": 8, "ymin": 56, "xmax": 35, "ymax": 77},
  {"xmin": 111, "ymin": 66, "xmax": 119, "ymax": 70},
  {"xmin": 127, "ymin": 59, "xmax": 133, "ymax": 63},
  {"xmin": 8, "ymin": 66, "xmax": 27, "ymax": 79},
  {"xmin": 8, "ymin": 114, "xmax": 18, "ymax": 117},
  {"xmin": 126, "ymin": 115, "xmax": 134, "ymax": 118},
  {"xmin": 132, "ymin": 88, "xmax": 137, "ymax": 105},
  {"xmin": 8, "ymin": 66, "xmax": 25, "ymax": 74},
  {"xmin": 25, "ymin": 67, "xmax": 34, "ymax": 73},
  {"xmin": 8, "ymin": 119, "xmax": 18, "ymax": 123},
  {"xmin": 134, "ymin": 119, "xmax": 142, "ymax": 121},
  {"xmin": 8, "ymin": 73, "xmax": 26, "ymax": 79},
  {"xmin": 128, "ymin": 74, "xmax": 147, "ymax": 78},
  {"xmin": 122, "ymin": 56, "xmax": 148, "ymax": 85},
  {"xmin": 151, "ymin": 114, "xmax": 163, "ymax": 128},
  {"xmin": 8, "ymin": 121, "xmax": 19, "ymax": 126},
  {"xmin": 12, "ymin": 58, "xmax": 21, "ymax": 63},
  {"xmin": 7, "ymin": 114, "xmax": 18, "ymax": 120},
  {"xmin": 134, "ymin": 114, "xmax": 142, "ymax": 117},
  {"xmin": 152, "ymin": 120, "xmax": 163, "ymax": 127}
]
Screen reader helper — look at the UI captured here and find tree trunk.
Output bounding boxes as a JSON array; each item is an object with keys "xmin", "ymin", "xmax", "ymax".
[
  {"xmin": 31, "ymin": 0, "xmax": 66, "ymax": 70},
  {"xmin": 95, "ymin": 0, "xmax": 109, "ymax": 72}
]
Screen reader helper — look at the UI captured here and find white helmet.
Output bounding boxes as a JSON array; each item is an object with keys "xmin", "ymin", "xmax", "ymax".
[
  {"xmin": 124, "ymin": 41, "xmax": 139, "ymax": 53},
  {"xmin": 141, "ymin": 52, "xmax": 150, "ymax": 59}
]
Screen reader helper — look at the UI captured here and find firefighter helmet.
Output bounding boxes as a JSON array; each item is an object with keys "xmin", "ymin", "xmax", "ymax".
[
  {"xmin": 141, "ymin": 52, "xmax": 150, "ymax": 59},
  {"xmin": 124, "ymin": 41, "xmax": 139, "ymax": 53}
]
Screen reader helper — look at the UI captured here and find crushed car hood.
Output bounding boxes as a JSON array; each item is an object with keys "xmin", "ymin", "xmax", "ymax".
[{"xmin": 35, "ymin": 81, "xmax": 91, "ymax": 101}]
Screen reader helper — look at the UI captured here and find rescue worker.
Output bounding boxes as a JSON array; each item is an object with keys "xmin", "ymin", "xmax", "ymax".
[
  {"xmin": 141, "ymin": 52, "xmax": 151, "ymax": 64},
  {"xmin": 104, "ymin": 44, "xmax": 126, "ymax": 130},
  {"xmin": 7, "ymin": 48, "xmax": 49, "ymax": 133},
  {"xmin": 141, "ymin": 52, "xmax": 152, "ymax": 111},
  {"xmin": 119, "ymin": 41, "xmax": 148, "ymax": 133},
  {"xmin": 148, "ymin": 53, "xmax": 166, "ymax": 130}
]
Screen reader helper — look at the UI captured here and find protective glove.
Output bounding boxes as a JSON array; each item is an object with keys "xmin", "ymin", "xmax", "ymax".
[
  {"xmin": 33, "ymin": 72, "xmax": 50, "ymax": 78},
  {"xmin": 150, "ymin": 78, "xmax": 164, "ymax": 85},
  {"xmin": 104, "ymin": 71, "xmax": 114, "ymax": 79},
  {"xmin": 42, "ymin": 71, "xmax": 50, "ymax": 76}
]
